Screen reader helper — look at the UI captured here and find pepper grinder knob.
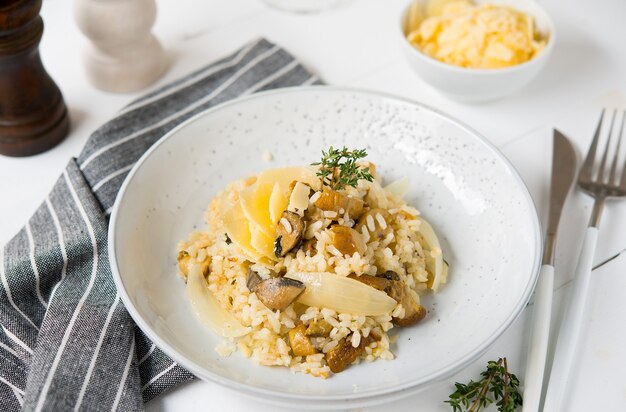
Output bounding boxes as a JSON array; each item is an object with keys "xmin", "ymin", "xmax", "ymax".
[
  {"xmin": 74, "ymin": 0, "xmax": 168, "ymax": 93},
  {"xmin": 0, "ymin": 0, "xmax": 70, "ymax": 157}
]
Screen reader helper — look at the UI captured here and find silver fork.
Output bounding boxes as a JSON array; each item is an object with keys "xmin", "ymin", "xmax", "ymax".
[{"xmin": 543, "ymin": 108, "xmax": 626, "ymax": 411}]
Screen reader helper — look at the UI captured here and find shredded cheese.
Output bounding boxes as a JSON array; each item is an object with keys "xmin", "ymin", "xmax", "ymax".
[{"xmin": 407, "ymin": 0, "xmax": 546, "ymax": 69}]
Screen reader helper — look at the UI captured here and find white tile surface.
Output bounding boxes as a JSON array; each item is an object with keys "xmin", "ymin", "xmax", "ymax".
[{"xmin": 1, "ymin": 0, "xmax": 626, "ymax": 410}]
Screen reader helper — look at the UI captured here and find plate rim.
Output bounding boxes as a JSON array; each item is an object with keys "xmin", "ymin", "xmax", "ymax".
[{"xmin": 108, "ymin": 86, "xmax": 542, "ymax": 403}]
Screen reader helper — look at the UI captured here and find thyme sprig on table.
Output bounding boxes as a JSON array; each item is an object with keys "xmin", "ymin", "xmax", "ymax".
[
  {"xmin": 446, "ymin": 358, "xmax": 523, "ymax": 412},
  {"xmin": 311, "ymin": 146, "xmax": 374, "ymax": 190}
]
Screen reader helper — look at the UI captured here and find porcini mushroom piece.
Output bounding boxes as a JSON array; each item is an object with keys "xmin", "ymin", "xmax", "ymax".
[
  {"xmin": 314, "ymin": 188, "xmax": 365, "ymax": 219},
  {"xmin": 246, "ymin": 268, "xmax": 262, "ymax": 292},
  {"xmin": 253, "ymin": 277, "xmax": 306, "ymax": 311},
  {"xmin": 387, "ymin": 283, "xmax": 426, "ymax": 327},
  {"xmin": 379, "ymin": 270, "xmax": 400, "ymax": 281},
  {"xmin": 348, "ymin": 271, "xmax": 426, "ymax": 327},
  {"xmin": 305, "ymin": 319, "xmax": 333, "ymax": 337},
  {"xmin": 301, "ymin": 238, "xmax": 317, "ymax": 257},
  {"xmin": 354, "ymin": 208, "xmax": 392, "ymax": 242},
  {"xmin": 329, "ymin": 226, "xmax": 366, "ymax": 256},
  {"xmin": 325, "ymin": 335, "xmax": 373, "ymax": 373},
  {"xmin": 347, "ymin": 273, "xmax": 391, "ymax": 291},
  {"xmin": 274, "ymin": 211, "xmax": 305, "ymax": 257},
  {"xmin": 288, "ymin": 324, "xmax": 317, "ymax": 356}
]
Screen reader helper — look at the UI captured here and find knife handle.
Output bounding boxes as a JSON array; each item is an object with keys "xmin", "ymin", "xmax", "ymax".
[
  {"xmin": 543, "ymin": 227, "xmax": 598, "ymax": 412},
  {"xmin": 523, "ymin": 264, "xmax": 554, "ymax": 412}
]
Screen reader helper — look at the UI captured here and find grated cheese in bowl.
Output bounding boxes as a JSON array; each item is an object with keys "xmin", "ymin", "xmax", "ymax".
[{"xmin": 406, "ymin": 0, "xmax": 547, "ymax": 69}]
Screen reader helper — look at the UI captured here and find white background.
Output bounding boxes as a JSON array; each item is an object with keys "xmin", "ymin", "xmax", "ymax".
[{"xmin": 1, "ymin": 0, "xmax": 625, "ymax": 410}]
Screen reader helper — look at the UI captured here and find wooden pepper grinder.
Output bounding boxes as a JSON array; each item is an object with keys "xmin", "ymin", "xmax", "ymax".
[
  {"xmin": 74, "ymin": 0, "xmax": 167, "ymax": 93},
  {"xmin": 0, "ymin": 0, "xmax": 70, "ymax": 157}
]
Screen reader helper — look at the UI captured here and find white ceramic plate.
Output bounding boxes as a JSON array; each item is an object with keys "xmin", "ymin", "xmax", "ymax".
[{"xmin": 109, "ymin": 87, "xmax": 541, "ymax": 409}]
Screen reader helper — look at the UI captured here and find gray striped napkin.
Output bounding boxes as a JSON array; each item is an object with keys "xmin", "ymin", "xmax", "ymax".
[{"xmin": 0, "ymin": 38, "xmax": 320, "ymax": 411}]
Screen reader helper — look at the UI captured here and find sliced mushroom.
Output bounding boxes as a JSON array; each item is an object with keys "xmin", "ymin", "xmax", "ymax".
[
  {"xmin": 329, "ymin": 226, "xmax": 367, "ymax": 256},
  {"xmin": 387, "ymin": 282, "xmax": 426, "ymax": 327},
  {"xmin": 314, "ymin": 188, "xmax": 365, "ymax": 219},
  {"xmin": 246, "ymin": 268, "xmax": 262, "ymax": 292},
  {"xmin": 348, "ymin": 272, "xmax": 426, "ymax": 327},
  {"xmin": 301, "ymin": 238, "xmax": 317, "ymax": 257},
  {"xmin": 347, "ymin": 273, "xmax": 391, "ymax": 291},
  {"xmin": 355, "ymin": 208, "xmax": 392, "ymax": 242},
  {"xmin": 292, "ymin": 301, "xmax": 309, "ymax": 316},
  {"xmin": 274, "ymin": 211, "xmax": 305, "ymax": 257},
  {"xmin": 177, "ymin": 251, "xmax": 210, "ymax": 282},
  {"xmin": 288, "ymin": 324, "xmax": 317, "ymax": 356},
  {"xmin": 305, "ymin": 319, "xmax": 333, "ymax": 337},
  {"xmin": 379, "ymin": 270, "xmax": 400, "ymax": 281},
  {"xmin": 326, "ymin": 335, "xmax": 373, "ymax": 373},
  {"xmin": 253, "ymin": 277, "xmax": 306, "ymax": 311}
]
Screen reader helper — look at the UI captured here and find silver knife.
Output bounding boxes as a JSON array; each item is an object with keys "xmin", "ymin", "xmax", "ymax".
[{"xmin": 523, "ymin": 130, "xmax": 577, "ymax": 412}]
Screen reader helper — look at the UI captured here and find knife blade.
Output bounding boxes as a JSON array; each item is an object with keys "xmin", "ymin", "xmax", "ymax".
[
  {"xmin": 523, "ymin": 130, "xmax": 577, "ymax": 412},
  {"xmin": 543, "ymin": 130, "xmax": 578, "ymax": 265}
]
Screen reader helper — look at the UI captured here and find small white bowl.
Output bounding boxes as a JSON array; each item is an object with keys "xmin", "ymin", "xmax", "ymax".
[{"xmin": 399, "ymin": 0, "xmax": 555, "ymax": 103}]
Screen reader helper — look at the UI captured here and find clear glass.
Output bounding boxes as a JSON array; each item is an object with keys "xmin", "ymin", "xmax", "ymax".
[{"xmin": 261, "ymin": 0, "xmax": 350, "ymax": 13}]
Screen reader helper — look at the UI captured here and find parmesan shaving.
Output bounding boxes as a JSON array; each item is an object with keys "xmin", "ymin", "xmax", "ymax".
[{"xmin": 289, "ymin": 182, "xmax": 311, "ymax": 212}]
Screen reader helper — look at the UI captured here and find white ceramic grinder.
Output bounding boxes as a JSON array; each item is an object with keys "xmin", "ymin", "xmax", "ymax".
[{"xmin": 74, "ymin": 0, "xmax": 168, "ymax": 93}]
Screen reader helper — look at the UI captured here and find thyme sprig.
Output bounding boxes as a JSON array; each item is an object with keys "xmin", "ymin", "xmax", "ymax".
[
  {"xmin": 311, "ymin": 146, "xmax": 374, "ymax": 190},
  {"xmin": 446, "ymin": 358, "xmax": 522, "ymax": 412}
]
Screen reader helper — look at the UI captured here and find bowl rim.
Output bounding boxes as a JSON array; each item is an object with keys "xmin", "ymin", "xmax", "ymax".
[
  {"xmin": 108, "ymin": 86, "xmax": 543, "ymax": 402},
  {"xmin": 398, "ymin": 0, "xmax": 556, "ymax": 75}
]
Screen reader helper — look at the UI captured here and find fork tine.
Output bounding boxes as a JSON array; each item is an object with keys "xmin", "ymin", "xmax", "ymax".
[
  {"xmin": 580, "ymin": 109, "xmax": 605, "ymax": 181},
  {"xmin": 595, "ymin": 109, "xmax": 616, "ymax": 183},
  {"xmin": 611, "ymin": 109, "xmax": 625, "ymax": 183},
  {"xmin": 619, "ymin": 110, "xmax": 626, "ymax": 187}
]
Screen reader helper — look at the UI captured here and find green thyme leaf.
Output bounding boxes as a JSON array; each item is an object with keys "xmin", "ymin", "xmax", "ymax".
[
  {"xmin": 445, "ymin": 358, "xmax": 523, "ymax": 412},
  {"xmin": 311, "ymin": 146, "xmax": 374, "ymax": 190}
]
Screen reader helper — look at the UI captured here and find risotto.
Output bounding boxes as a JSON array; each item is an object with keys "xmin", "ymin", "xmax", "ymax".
[{"xmin": 176, "ymin": 148, "xmax": 448, "ymax": 378}]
